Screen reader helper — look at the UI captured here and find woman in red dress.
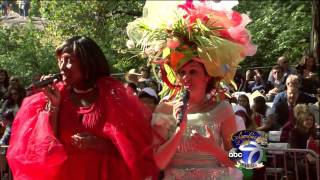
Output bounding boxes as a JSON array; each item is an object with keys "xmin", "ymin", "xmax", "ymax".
[{"xmin": 6, "ymin": 36, "xmax": 158, "ymax": 180}]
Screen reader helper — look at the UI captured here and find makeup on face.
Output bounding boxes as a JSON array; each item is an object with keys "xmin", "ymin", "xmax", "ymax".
[
  {"xmin": 177, "ymin": 61, "xmax": 208, "ymax": 90},
  {"xmin": 58, "ymin": 53, "xmax": 73, "ymax": 70},
  {"xmin": 303, "ymin": 116, "xmax": 315, "ymax": 129}
]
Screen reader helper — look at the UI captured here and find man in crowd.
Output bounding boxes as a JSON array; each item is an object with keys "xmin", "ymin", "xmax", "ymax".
[{"xmin": 267, "ymin": 56, "xmax": 297, "ymax": 83}]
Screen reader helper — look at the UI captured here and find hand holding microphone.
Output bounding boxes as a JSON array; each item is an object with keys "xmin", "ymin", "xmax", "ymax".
[
  {"xmin": 32, "ymin": 73, "xmax": 62, "ymax": 108},
  {"xmin": 174, "ymin": 89, "xmax": 190, "ymax": 127}
]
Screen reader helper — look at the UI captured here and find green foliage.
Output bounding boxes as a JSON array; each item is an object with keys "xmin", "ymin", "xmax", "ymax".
[
  {"xmin": 0, "ymin": 23, "xmax": 57, "ymax": 85},
  {"xmin": 29, "ymin": 0, "xmax": 41, "ymax": 17},
  {"xmin": 236, "ymin": 0, "xmax": 312, "ymax": 68},
  {"xmin": 38, "ymin": 0, "xmax": 146, "ymax": 73},
  {"xmin": 0, "ymin": 0, "xmax": 313, "ymax": 85},
  {"xmin": 1, "ymin": 0, "xmax": 147, "ymax": 85}
]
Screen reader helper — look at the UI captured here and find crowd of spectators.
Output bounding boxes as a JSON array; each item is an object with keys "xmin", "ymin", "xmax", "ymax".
[
  {"xmin": 0, "ymin": 69, "xmax": 26, "ymax": 146},
  {"xmin": 228, "ymin": 54, "xmax": 319, "ymax": 176}
]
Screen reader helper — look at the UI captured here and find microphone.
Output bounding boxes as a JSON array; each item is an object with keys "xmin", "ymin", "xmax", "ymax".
[
  {"xmin": 176, "ymin": 89, "xmax": 190, "ymax": 126},
  {"xmin": 26, "ymin": 73, "xmax": 62, "ymax": 91}
]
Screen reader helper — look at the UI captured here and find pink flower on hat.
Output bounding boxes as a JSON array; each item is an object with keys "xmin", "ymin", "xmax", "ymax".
[{"xmin": 166, "ymin": 38, "xmax": 180, "ymax": 49}]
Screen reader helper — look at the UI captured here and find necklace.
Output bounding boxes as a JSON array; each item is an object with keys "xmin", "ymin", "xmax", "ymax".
[
  {"xmin": 70, "ymin": 88, "xmax": 98, "ymax": 107},
  {"xmin": 73, "ymin": 87, "xmax": 95, "ymax": 94}
]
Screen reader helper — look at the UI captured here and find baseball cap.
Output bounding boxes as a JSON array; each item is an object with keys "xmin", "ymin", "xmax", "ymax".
[{"xmin": 139, "ymin": 87, "xmax": 158, "ymax": 100}]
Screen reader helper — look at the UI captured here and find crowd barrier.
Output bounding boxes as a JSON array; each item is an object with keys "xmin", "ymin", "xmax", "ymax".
[{"xmin": 263, "ymin": 146, "xmax": 320, "ymax": 180}]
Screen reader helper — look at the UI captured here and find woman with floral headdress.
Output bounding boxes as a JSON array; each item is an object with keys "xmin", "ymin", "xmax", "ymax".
[{"xmin": 127, "ymin": 0, "xmax": 256, "ymax": 179}]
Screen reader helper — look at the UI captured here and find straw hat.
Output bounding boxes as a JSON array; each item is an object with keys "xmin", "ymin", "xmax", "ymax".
[{"xmin": 125, "ymin": 69, "xmax": 142, "ymax": 83}]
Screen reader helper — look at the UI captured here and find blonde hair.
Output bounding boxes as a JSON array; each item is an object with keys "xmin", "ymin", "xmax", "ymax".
[
  {"xmin": 293, "ymin": 104, "xmax": 308, "ymax": 119},
  {"xmin": 294, "ymin": 104, "xmax": 316, "ymax": 135}
]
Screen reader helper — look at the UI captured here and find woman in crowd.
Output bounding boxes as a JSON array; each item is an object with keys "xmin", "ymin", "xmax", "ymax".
[
  {"xmin": 237, "ymin": 94, "xmax": 253, "ymax": 118},
  {"xmin": 6, "ymin": 36, "xmax": 157, "ymax": 180},
  {"xmin": 289, "ymin": 104, "xmax": 316, "ymax": 149},
  {"xmin": 0, "ymin": 69, "xmax": 10, "ymax": 145},
  {"xmin": 127, "ymin": 0, "xmax": 257, "ymax": 178},
  {"xmin": 0, "ymin": 69, "xmax": 9, "ymax": 100},
  {"xmin": 8, "ymin": 76, "xmax": 26, "ymax": 98},
  {"xmin": 296, "ymin": 54, "xmax": 319, "ymax": 94},
  {"xmin": 288, "ymin": 105, "xmax": 318, "ymax": 178},
  {"xmin": 0, "ymin": 86, "xmax": 25, "ymax": 145},
  {"xmin": 252, "ymin": 96, "xmax": 273, "ymax": 132}
]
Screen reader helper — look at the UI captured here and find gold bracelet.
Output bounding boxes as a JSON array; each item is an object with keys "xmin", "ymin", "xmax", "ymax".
[
  {"xmin": 45, "ymin": 102, "xmax": 59, "ymax": 112},
  {"xmin": 49, "ymin": 105, "xmax": 59, "ymax": 112}
]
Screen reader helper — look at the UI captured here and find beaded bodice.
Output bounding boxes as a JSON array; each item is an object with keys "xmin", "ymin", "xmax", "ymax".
[{"xmin": 152, "ymin": 101, "xmax": 234, "ymax": 168}]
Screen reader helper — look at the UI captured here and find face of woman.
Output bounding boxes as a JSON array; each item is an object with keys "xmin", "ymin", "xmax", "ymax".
[
  {"xmin": 58, "ymin": 53, "xmax": 83, "ymax": 87},
  {"xmin": 238, "ymin": 96, "xmax": 249, "ymax": 108},
  {"xmin": 10, "ymin": 90, "xmax": 20, "ymax": 102},
  {"xmin": 177, "ymin": 61, "xmax": 209, "ymax": 94},
  {"xmin": 305, "ymin": 58, "xmax": 314, "ymax": 68},
  {"xmin": 9, "ymin": 78, "xmax": 19, "ymax": 88},
  {"xmin": 303, "ymin": 115, "xmax": 314, "ymax": 129}
]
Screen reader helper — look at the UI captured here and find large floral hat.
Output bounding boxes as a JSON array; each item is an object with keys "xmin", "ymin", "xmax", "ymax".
[{"xmin": 127, "ymin": 0, "xmax": 257, "ymax": 89}]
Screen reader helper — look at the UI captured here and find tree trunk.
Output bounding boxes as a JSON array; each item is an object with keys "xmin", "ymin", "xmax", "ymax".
[{"xmin": 311, "ymin": 0, "xmax": 319, "ymax": 63}]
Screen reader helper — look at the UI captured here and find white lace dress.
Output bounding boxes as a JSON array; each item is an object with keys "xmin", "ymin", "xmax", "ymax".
[{"xmin": 152, "ymin": 101, "xmax": 242, "ymax": 180}]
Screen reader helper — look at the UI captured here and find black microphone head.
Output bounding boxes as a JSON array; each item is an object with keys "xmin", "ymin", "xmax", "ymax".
[
  {"xmin": 176, "ymin": 89, "xmax": 190, "ymax": 126},
  {"xmin": 181, "ymin": 89, "xmax": 190, "ymax": 104},
  {"xmin": 27, "ymin": 73, "xmax": 62, "ymax": 90}
]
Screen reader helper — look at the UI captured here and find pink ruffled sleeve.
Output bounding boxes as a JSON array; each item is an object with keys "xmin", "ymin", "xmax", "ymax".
[
  {"xmin": 99, "ymin": 78, "xmax": 159, "ymax": 179},
  {"xmin": 6, "ymin": 93, "xmax": 67, "ymax": 180}
]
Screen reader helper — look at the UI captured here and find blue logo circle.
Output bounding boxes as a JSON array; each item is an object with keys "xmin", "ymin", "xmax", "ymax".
[{"xmin": 239, "ymin": 141, "xmax": 263, "ymax": 164}]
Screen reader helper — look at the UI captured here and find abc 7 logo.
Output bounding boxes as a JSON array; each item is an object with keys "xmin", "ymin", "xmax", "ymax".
[
  {"xmin": 228, "ymin": 148, "xmax": 242, "ymax": 161},
  {"xmin": 229, "ymin": 141, "xmax": 263, "ymax": 164}
]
